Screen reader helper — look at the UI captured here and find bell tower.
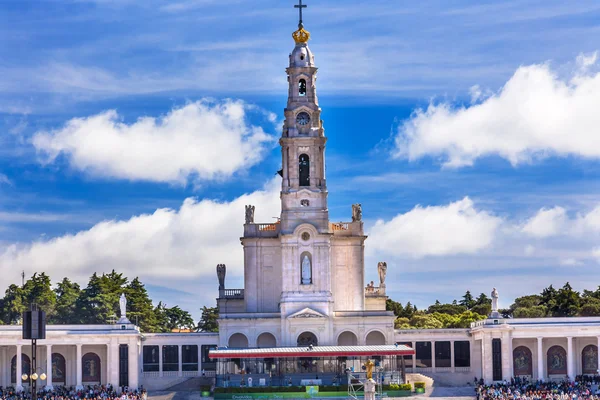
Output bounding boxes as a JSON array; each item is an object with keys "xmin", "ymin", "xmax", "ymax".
[{"xmin": 279, "ymin": 8, "xmax": 328, "ymax": 235}]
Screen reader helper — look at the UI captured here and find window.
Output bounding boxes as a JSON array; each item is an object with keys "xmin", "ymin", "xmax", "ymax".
[
  {"xmin": 143, "ymin": 346, "xmax": 159, "ymax": 372},
  {"xmin": 299, "ymin": 79, "xmax": 307, "ymax": 96},
  {"xmin": 163, "ymin": 345, "xmax": 179, "ymax": 372},
  {"xmin": 435, "ymin": 341, "xmax": 451, "ymax": 368},
  {"xmin": 299, "ymin": 154, "xmax": 310, "ymax": 186},
  {"xmin": 182, "ymin": 345, "xmax": 199, "ymax": 371},
  {"xmin": 201, "ymin": 345, "xmax": 217, "ymax": 371},
  {"xmin": 415, "ymin": 342, "xmax": 432, "ymax": 368},
  {"xmin": 454, "ymin": 341, "xmax": 471, "ymax": 368}
]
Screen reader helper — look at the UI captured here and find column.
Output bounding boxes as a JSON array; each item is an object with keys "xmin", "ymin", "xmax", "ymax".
[
  {"xmin": 76, "ymin": 344, "xmax": 83, "ymax": 389},
  {"xmin": 178, "ymin": 345, "xmax": 183, "ymax": 377},
  {"xmin": 16, "ymin": 344, "xmax": 23, "ymax": 391},
  {"xmin": 158, "ymin": 345, "xmax": 163, "ymax": 377},
  {"xmin": 128, "ymin": 341, "xmax": 139, "ymax": 389},
  {"xmin": 508, "ymin": 337, "xmax": 514, "ymax": 379},
  {"xmin": 411, "ymin": 342, "xmax": 416, "ymax": 371},
  {"xmin": 567, "ymin": 337, "xmax": 574, "ymax": 381},
  {"xmin": 46, "ymin": 345, "xmax": 53, "ymax": 390},
  {"xmin": 431, "ymin": 341, "xmax": 436, "ymax": 370},
  {"xmin": 597, "ymin": 337, "xmax": 600, "ymax": 376},
  {"xmin": 450, "ymin": 341, "xmax": 455, "ymax": 372},
  {"xmin": 109, "ymin": 342, "xmax": 119, "ymax": 389},
  {"xmin": 1, "ymin": 346, "xmax": 6, "ymax": 388},
  {"xmin": 537, "ymin": 337, "xmax": 544, "ymax": 382},
  {"xmin": 198, "ymin": 345, "xmax": 203, "ymax": 375}
]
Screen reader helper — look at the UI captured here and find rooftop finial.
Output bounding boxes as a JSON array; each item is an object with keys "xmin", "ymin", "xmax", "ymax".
[
  {"xmin": 294, "ymin": 0, "xmax": 307, "ymax": 29},
  {"xmin": 292, "ymin": 0, "xmax": 310, "ymax": 44}
]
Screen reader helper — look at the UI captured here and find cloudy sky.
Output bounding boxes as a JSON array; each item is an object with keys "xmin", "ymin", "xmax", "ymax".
[{"xmin": 1, "ymin": 0, "xmax": 600, "ymax": 319}]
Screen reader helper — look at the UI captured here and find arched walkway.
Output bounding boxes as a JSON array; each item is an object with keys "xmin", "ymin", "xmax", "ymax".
[
  {"xmin": 365, "ymin": 331, "xmax": 386, "ymax": 345},
  {"xmin": 82, "ymin": 352, "xmax": 101, "ymax": 383},
  {"xmin": 513, "ymin": 346, "xmax": 533, "ymax": 376},
  {"xmin": 547, "ymin": 345, "xmax": 567, "ymax": 375},
  {"xmin": 582, "ymin": 345, "xmax": 598, "ymax": 374},
  {"xmin": 228, "ymin": 333, "xmax": 249, "ymax": 348},
  {"xmin": 52, "ymin": 353, "xmax": 66, "ymax": 384},
  {"xmin": 11, "ymin": 354, "xmax": 30, "ymax": 384},
  {"xmin": 257, "ymin": 332, "xmax": 277, "ymax": 348},
  {"xmin": 337, "ymin": 331, "xmax": 358, "ymax": 346},
  {"xmin": 297, "ymin": 331, "xmax": 318, "ymax": 346}
]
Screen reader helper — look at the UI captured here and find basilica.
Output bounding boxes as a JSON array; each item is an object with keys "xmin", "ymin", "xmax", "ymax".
[{"xmin": 1, "ymin": 5, "xmax": 600, "ymax": 393}]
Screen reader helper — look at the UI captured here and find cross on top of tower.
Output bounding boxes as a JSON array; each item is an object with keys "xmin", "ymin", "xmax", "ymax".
[{"xmin": 294, "ymin": 0, "xmax": 307, "ymax": 28}]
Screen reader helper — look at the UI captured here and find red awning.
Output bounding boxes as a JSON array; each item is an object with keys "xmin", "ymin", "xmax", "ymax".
[{"xmin": 210, "ymin": 344, "xmax": 414, "ymax": 359}]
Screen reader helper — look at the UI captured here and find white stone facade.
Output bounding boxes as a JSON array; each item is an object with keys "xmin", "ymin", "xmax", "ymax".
[{"xmin": 217, "ymin": 28, "xmax": 395, "ymax": 350}]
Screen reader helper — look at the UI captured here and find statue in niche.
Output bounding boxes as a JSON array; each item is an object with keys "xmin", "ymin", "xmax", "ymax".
[
  {"xmin": 352, "ymin": 204, "xmax": 362, "ymax": 222},
  {"xmin": 301, "ymin": 254, "xmax": 312, "ymax": 285},
  {"xmin": 217, "ymin": 264, "xmax": 226, "ymax": 290},
  {"xmin": 378, "ymin": 262, "xmax": 387, "ymax": 287},
  {"xmin": 245, "ymin": 205, "xmax": 255, "ymax": 224}
]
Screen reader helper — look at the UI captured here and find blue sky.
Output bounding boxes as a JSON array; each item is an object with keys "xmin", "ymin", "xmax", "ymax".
[{"xmin": 1, "ymin": 0, "xmax": 600, "ymax": 320}]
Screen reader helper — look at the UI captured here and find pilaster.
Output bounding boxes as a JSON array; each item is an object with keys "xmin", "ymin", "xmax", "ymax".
[
  {"xmin": 128, "ymin": 340, "xmax": 139, "ymax": 389},
  {"xmin": 178, "ymin": 345, "xmax": 183, "ymax": 377},
  {"xmin": 567, "ymin": 336, "xmax": 574, "ymax": 381},
  {"xmin": 46, "ymin": 345, "xmax": 53, "ymax": 390},
  {"xmin": 537, "ymin": 337, "xmax": 544, "ymax": 382},
  {"xmin": 76, "ymin": 344, "xmax": 83, "ymax": 389},
  {"xmin": 16, "ymin": 344, "xmax": 23, "ymax": 391},
  {"xmin": 450, "ymin": 340, "xmax": 455, "ymax": 373}
]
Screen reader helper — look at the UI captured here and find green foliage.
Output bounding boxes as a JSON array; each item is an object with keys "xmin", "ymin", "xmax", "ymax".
[
  {"xmin": 459, "ymin": 290, "xmax": 476, "ymax": 309},
  {"xmin": 414, "ymin": 382, "xmax": 426, "ymax": 389},
  {"xmin": 0, "ymin": 271, "xmax": 199, "ymax": 333},
  {"xmin": 427, "ymin": 302, "xmax": 467, "ymax": 315},
  {"xmin": 53, "ymin": 278, "xmax": 82, "ymax": 324},
  {"xmin": 197, "ymin": 306, "xmax": 219, "ymax": 332},
  {"xmin": 396, "ymin": 310, "xmax": 486, "ymax": 329}
]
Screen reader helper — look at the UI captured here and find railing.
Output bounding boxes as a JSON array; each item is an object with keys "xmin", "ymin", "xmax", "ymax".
[
  {"xmin": 258, "ymin": 223, "xmax": 278, "ymax": 231},
  {"xmin": 436, "ymin": 367, "xmax": 452, "ymax": 373},
  {"xmin": 163, "ymin": 371, "xmax": 178, "ymax": 377},
  {"xmin": 330, "ymin": 222, "xmax": 349, "ymax": 231},
  {"xmin": 143, "ymin": 372, "xmax": 159, "ymax": 378},
  {"xmin": 219, "ymin": 289, "xmax": 244, "ymax": 299},
  {"xmin": 244, "ymin": 223, "xmax": 280, "ymax": 238},
  {"xmin": 182, "ymin": 371, "xmax": 199, "ymax": 377},
  {"xmin": 455, "ymin": 367, "xmax": 471, "ymax": 373}
]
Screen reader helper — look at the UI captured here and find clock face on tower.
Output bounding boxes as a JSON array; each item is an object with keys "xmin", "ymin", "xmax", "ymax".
[{"xmin": 296, "ymin": 112, "xmax": 310, "ymax": 126}]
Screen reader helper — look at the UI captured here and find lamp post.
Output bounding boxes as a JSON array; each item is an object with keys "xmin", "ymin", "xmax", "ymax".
[
  {"xmin": 22, "ymin": 304, "xmax": 46, "ymax": 398},
  {"xmin": 21, "ymin": 367, "xmax": 48, "ymax": 395}
]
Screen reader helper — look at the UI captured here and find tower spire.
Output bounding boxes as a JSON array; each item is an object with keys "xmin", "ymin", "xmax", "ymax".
[{"xmin": 294, "ymin": 0, "xmax": 307, "ymax": 28}]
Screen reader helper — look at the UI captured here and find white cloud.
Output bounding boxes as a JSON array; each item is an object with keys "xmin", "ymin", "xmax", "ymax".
[
  {"xmin": 522, "ymin": 204, "xmax": 600, "ymax": 238},
  {"xmin": 394, "ymin": 53, "xmax": 600, "ymax": 167},
  {"xmin": 0, "ymin": 179, "xmax": 281, "ymax": 303},
  {"xmin": 32, "ymin": 100, "xmax": 275, "ymax": 184},
  {"xmin": 0, "ymin": 174, "xmax": 10, "ymax": 185},
  {"xmin": 594, "ymin": 248, "xmax": 600, "ymax": 263},
  {"xmin": 521, "ymin": 206, "xmax": 567, "ymax": 238},
  {"xmin": 560, "ymin": 258, "xmax": 583, "ymax": 266},
  {"xmin": 368, "ymin": 197, "xmax": 502, "ymax": 258}
]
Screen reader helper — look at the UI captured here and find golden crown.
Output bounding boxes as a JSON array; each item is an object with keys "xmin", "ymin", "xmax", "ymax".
[{"xmin": 292, "ymin": 27, "xmax": 310, "ymax": 44}]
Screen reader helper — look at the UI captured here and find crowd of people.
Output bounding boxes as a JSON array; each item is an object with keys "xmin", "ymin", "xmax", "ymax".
[
  {"xmin": 476, "ymin": 376, "xmax": 600, "ymax": 400},
  {"xmin": 0, "ymin": 385, "xmax": 147, "ymax": 400}
]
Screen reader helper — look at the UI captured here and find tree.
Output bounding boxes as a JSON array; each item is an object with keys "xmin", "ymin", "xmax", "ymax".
[
  {"xmin": 513, "ymin": 306, "xmax": 547, "ymax": 318},
  {"xmin": 197, "ymin": 306, "xmax": 219, "ymax": 332},
  {"xmin": 165, "ymin": 306, "xmax": 195, "ymax": 332},
  {"xmin": 427, "ymin": 302, "xmax": 467, "ymax": 315},
  {"xmin": 553, "ymin": 282, "xmax": 580, "ymax": 317},
  {"xmin": 76, "ymin": 271, "xmax": 128, "ymax": 324},
  {"xmin": 23, "ymin": 273, "xmax": 57, "ymax": 317},
  {"xmin": 0, "ymin": 284, "xmax": 27, "ymax": 324},
  {"xmin": 126, "ymin": 277, "xmax": 157, "ymax": 332},
  {"xmin": 52, "ymin": 278, "xmax": 81, "ymax": 324},
  {"xmin": 459, "ymin": 291, "xmax": 476, "ymax": 310}
]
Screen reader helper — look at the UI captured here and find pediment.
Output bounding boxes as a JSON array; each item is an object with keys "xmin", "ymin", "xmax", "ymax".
[{"xmin": 288, "ymin": 307, "xmax": 326, "ymax": 319}]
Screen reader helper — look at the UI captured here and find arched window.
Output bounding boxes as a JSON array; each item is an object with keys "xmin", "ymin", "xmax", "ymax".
[
  {"xmin": 298, "ymin": 79, "xmax": 307, "ymax": 96},
  {"xmin": 299, "ymin": 154, "xmax": 309, "ymax": 186}
]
